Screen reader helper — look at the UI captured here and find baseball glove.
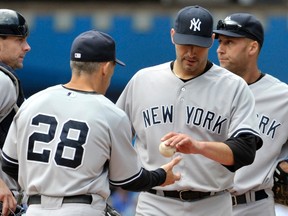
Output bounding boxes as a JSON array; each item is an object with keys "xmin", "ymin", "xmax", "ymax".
[
  {"xmin": 273, "ymin": 162, "xmax": 288, "ymax": 206},
  {"xmin": 105, "ymin": 203, "xmax": 121, "ymax": 216}
]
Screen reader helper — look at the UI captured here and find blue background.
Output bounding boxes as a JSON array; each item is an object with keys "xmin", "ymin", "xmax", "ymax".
[{"xmin": 18, "ymin": 14, "xmax": 288, "ymax": 102}]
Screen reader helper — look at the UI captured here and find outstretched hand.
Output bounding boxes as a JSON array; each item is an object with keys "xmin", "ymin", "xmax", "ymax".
[{"xmin": 160, "ymin": 156, "xmax": 182, "ymax": 186}]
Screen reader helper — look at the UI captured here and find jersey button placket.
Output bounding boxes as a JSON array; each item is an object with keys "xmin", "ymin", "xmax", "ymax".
[{"xmin": 180, "ymin": 87, "xmax": 186, "ymax": 102}]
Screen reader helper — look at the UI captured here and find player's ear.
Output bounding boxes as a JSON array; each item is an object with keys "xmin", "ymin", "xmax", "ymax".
[
  {"xmin": 211, "ymin": 33, "xmax": 215, "ymax": 40},
  {"xmin": 97, "ymin": 62, "xmax": 107, "ymax": 77},
  {"xmin": 102, "ymin": 61, "xmax": 115, "ymax": 77},
  {"xmin": 248, "ymin": 40, "xmax": 259, "ymax": 56},
  {"xmin": 208, "ymin": 33, "xmax": 215, "ymax": 48},
  {"xmin": 171, "ymin": 28, "xmax": 175, "ymax": 45}
]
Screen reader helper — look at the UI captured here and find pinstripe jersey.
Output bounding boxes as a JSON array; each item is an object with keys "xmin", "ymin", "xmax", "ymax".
[
  {"xmin": 232, "ymin": 74, "xmax": 288, "ymax": 195},
  {"xmin": 116, "ymin": 61, "xmax": 260, "ymax": 192},
  {"xmin": 2, "ymin": 85, "xmax": 142, "ymax": 199}
]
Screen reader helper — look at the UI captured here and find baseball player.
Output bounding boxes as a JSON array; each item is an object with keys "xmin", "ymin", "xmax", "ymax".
[
  {"xmin": 1, "ymin": 30, "xmax": 181, "ymax": 216},
  {"xmin": 0, "ymin": 9, "xmax": 30, "ymax": 216},
  {"xmin": 116, "ymin": 6, "xmax": 262, "ymax": 216},
  {"xmin": 214, "ymin": 13, "xmax": 288, "ymax": 216}
]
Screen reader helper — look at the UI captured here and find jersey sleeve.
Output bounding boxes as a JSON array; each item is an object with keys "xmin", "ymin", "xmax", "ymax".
[
  {"xmin": 0, "ymin": 72, "xmax": 17, "ymax": 117},
  {"xmin": 228, "ymin": 81, "xmax": 260, "ymax": 138},
  {"xmin": 115, "ymin": 168, "xmax": 166, "ymax": 192},
  {"xmin": 224, "ymin": 79, "xmax": 263, "ymax": 170},
  {"xmin": 108, "ymin": 110, "xmax": 142, "ymax": 182},
  {"xmin": 107, "ymin": 110, "xmax": 167, "ymax": 190},
  {"xmin": 224, "ymin": 133, "xmax": 262, "ymax": 171}
]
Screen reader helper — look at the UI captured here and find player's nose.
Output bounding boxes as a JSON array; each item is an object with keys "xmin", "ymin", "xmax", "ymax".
[
  {"xmin": 187, "ymin": 46, "xmax": 196, "ymax": 57},
  {"xmin": 216, "ymin": 44, "xmax": 224, "ymax": 54},
  {"xmin": 24, "ymin": 40, "xmax": 31, "ymax": 52}
]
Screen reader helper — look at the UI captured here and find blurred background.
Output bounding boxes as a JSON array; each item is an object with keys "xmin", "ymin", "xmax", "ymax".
[
  {"xmin": 0, "ymin": 0, "xmax": 287, "ymax": 102},
  {"xmin": 1, "ymin": 0, "xmax": 287, "ymax": 215}
]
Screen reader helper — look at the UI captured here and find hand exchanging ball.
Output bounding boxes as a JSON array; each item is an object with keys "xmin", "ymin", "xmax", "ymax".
[{"xmin": 159, "ymin": 142, "xmax": 176, "ymax": 157}]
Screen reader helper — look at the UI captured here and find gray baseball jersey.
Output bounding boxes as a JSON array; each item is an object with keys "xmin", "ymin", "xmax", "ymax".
[
  {"xmin": 116, "ymin": 61, "xmax": 260, "ymax": 193},
  {"xmin": 2, "ymin": 85, "xmax": 143, "ymax": 199},
  {"xmin": 0, "ymin": 69, "xmax": 17, "ymax": 121},
  {"xmin": 0, "ymin": 68, "xmax": 21, "ymax": 194},
  {"xmin": 232, "ymin": 74, "xmax": 288, "ymax": 215}
]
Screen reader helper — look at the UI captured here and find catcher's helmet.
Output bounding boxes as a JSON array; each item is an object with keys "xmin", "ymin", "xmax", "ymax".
[{"xmin": 0, "ymin": 9, "xmax": 29, "ymax": 37}]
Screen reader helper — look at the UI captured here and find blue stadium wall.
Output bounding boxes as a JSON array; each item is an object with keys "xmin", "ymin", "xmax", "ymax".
[{"xmin": 19, "ymin": 13, "xmax": 288, "ymax": 102}]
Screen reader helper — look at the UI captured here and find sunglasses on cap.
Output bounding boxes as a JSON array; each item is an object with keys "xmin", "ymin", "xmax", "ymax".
[
  {"xmin": 217, "ymin": 19, "xmax": 251, "ymax": 34},
  {"xmin": 216, "ymin": 19, "xmax": 261, "ymax": 44}
]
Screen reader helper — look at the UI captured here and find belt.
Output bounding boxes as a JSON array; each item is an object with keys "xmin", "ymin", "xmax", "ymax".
[
  {"xmin": 232, "ymin": 189, "xmax": 268, "ymax": 206},
  {"xmin": 148, "ymin": 189, "xmax": 222, "ymax": 201},
  {"xmin": 28, "ymin": 195, "xmax": 92, "ymax": 205}
]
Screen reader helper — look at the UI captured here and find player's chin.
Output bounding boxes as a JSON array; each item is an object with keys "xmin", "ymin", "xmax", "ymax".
[
  {"xmin": 15, "ymin": 62, "xmax": 24, "ymax": 69},
  {"xmin": 219, "ymin": 60, "xmax": 229, "ymax": 68}
]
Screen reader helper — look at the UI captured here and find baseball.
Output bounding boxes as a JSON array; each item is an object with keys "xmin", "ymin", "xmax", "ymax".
[{"xmin": 159, "ymin": 142, "xmax": 176, "ymax": 157}]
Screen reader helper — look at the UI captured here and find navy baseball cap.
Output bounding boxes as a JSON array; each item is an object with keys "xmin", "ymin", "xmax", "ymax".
[
  {"xmin": 70, "ymin": 30, "xmax": 125, "ymax": 66},
  {"xmin": 173, "ymin": 5, "xmax": 213, "ymax": 48},
  {"xmin": 214, "ymin": 13, "xmax": 264, "ymax": 47}
]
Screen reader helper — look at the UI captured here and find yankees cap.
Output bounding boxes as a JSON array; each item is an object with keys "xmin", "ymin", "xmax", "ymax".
[
  {"xmin": 214, "ymin": 13, "xmax": 264, "ymax": 47},
  {"xmin": 173, "ymin": 5, "xmax": 213, "ymax": 48},
  {"xmin": 70, "ymin": 30, "xmax": 125, "ymax": 66}
]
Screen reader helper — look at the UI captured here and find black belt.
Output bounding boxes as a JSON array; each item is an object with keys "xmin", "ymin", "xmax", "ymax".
[
  {"xmin": 232, "ymin": 189, "xmax": 268, "ymax": 206},
  {"xmin": 148, "ymin": 189, "xmax": 221, "ymax": 201},
  {"xmin": 28, "ymin": 195, "xmax": 92, "ymax": 205}
]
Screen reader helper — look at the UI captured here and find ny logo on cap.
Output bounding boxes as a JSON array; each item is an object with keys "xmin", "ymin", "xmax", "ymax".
[{"xmin": 190, "ymin": 18, "xmax": 201, "ymax": 31}]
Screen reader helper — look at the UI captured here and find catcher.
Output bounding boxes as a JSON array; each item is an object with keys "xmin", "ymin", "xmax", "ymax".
[{"xmin": 273, "ymin": 160, "xmax": 288, "ymax": 215}]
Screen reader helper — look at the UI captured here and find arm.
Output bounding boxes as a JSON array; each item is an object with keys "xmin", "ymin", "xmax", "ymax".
[
  {"xmin": 110, "ymin": 156, "xmax": 181, "ymax": 192},
  {"xmin": 224, "ymin": 132, "xmax": 261, "ymax": 170},
  {"xmin": 160, "ymin": 131, "xmax": 262, "ymax": 171},
  {"xmin": 1, "ymin": 152, "xmax": 18, "ymax": 182},
  {"xmin": 161, "ymin": 132, "xmax": 234, "ymax": 165}
]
